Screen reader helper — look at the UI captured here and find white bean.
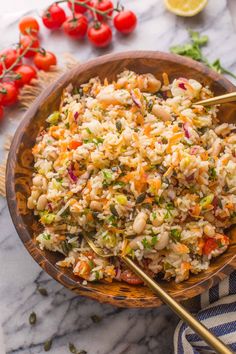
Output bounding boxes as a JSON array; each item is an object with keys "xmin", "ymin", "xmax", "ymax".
[
  {"xmin": 210, "ymin": 139, "xmax": 222, "ymax": 157},
  {"xmin": 31, "ymin": 190, "xmax": 40, "ymax": 200},
  {"xmin": 90, "ymin": 201, "xmax": 103, "ymax": 211},
  {"xmin": 155, "ymin": 232, "xmax": 169, "ymax": 250},
  {"xmin": 215, "ymin": 123, "xmax": 230, "ymax": 137},
  {"xmin": 203, "ymin": 224, "xmax": 215, "ymax": 237},
  {"xmin": 204, "ymin": 212, "xmax": 215, "ymax": 223},
  {"xmin": 133, "ymin": 212, "xmax": 147, "ymax": 234},
  {"xmin": 152, "ymin": 105, "xmax": 171, "ymax": 121},
  {"xmin": 27, "ymin": 196, "xmax": 35, "ymax": 209},
  {"xmin": 138, "ymin": 74, "xmax": 161, "ymax": 93},
  {"xmin": 33, "ymin": 175, "xmax": 47, "ymax": 190},
  {"xmin": 36, "ymin": 194, "xmax": 48, "ymax": 211},
  {"xmin": 227, "ymin": 134, "xmax": 236, "ymax": 144},
  {"xmin": 129, "ymin": 236, "xmax": 146, "ymax": 250}
]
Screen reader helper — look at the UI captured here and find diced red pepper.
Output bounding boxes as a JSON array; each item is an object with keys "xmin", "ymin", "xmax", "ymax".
[
  {"xmin": 69, "ymin": 140, "xmax": 82, "ymax": 150},
  {"xmin": 202, "ymin": 238, "xmax": 218, "ymax": 255}
]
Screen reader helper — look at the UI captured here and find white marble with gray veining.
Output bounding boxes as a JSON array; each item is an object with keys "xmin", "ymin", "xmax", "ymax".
[{"xmin": 0, "ymin": 0, "xmax": 236, "ymax": 353}]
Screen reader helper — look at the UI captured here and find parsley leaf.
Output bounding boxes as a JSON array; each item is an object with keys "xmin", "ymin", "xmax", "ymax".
[
  {"xmin": 170, "ymin": 229, "xmax": 181, "ymax": 242},
  {"xmin": 170, "ymin": 30, "xmax": 236, "ymax": 79}
]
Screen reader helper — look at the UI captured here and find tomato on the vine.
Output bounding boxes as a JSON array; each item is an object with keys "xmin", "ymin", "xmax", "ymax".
[
  {"xmin": 90, "ymin": 0, "xmax": 113, "ymax": 21},
  {"xmin": 34, "ymin": 51, "xmax": 57, "ymax": 71},
  {"xmin": 19, "ymin": 17, "xmax": 40, "ymax": 35},
  {"xmin": 0, "ymin": 105, "xmax": 4, "ymax": 121},
  {"xmin": 114, "ymin": 10, "xmax": 137, "ymax": 34},
  {"xmin": 19, "ymin": 35, "xmax": 40, "ymax": 58},
  {"xmin": 0, "ymin": 48, "xmax": 19, "ymax": 71},
  {"xmin": 42, "ymin": 4, "xmax": 66, "ymax": 30},
  {"xmin": 0, "ymin": 82, "xmax": 19, "ymax": 106},
  {"xmin": 68, "ymin": 0, "xmax": 88, "ymax": 14},
  {"xmin": 63, "ymin": 15, "xmax": 88, "ymax": 39},
  {"xmin": 14, "ymin": 65, "xmax": 37, "ymax": 87},
  {"xmin": 88, "ymin": 22, "xmax": 112, "ymax": 47}
]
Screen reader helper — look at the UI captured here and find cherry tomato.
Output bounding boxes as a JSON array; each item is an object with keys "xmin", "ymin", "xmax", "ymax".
[
  {"xmin": 88, "ymin": 23, "xmax": 112, "ymax": 47},
  {"xmin": 120, "ymin": 269, "xmax": 143, "ymax": 285},
  {"xmin": 90, "ymin": 0, "xmax": 113, "ymax": 21},
  {"xmin": 19, "ymin": 17, "xmax": 40, "ymax": 35},
  {"xmin": 0, "ymin": 105, "xmax": 4, "ymax": 122},
  {"xmin": 19, "ymin": 35, "xmax": 40, "ymax": 58},
  {"xmin": 0, "ymin": 82, "xmax": 19, "ymax": 106},
  {"xmin": 202, "ymin": 238, "xmax": 217, "ymax": 255},
  {"xmin": 68, "ymin": 0, "xmax": 88, "ymax": 14},
  {"xmin": 0, "ymin": 48, "xmax": 19, "ymax": 71},
  {"xmin": 42, "ymin": 4, "xmax": 66, "ymax": 30},
  {"xmin": 114, "ymin": 10, "xmax": 137, "ymax": 34},
  {"xmin": 34, "ymin": 51, "xmax": 57, "ymax": 71},
  {"xmin": 63, "ymin": 15, "xmax": 88, "ymax": 39},
  {"xmin": 14, "ymin": 65, "xmax": 37, "ymax": 87}
]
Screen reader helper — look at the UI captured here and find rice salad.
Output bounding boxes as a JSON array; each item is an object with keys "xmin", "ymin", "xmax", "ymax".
[{"xmin": 28, "ymin": 71, "xmax": 236, "ymax": 285}]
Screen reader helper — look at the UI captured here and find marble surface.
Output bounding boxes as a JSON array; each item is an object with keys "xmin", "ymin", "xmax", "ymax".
[{"xmin": 0, "ymin": 0, "xmax": 236, "ymax": 353}]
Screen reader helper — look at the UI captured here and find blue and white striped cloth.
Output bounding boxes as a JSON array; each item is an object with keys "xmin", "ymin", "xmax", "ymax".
[{"xmin": 174, "ymin": 271, "xmax": 236, "ymax": 353}]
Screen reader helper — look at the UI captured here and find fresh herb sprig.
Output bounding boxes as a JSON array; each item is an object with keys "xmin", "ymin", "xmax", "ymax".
[{"xmin": 170, "ymin": 30, "xmax": 236, "ymax": 79}]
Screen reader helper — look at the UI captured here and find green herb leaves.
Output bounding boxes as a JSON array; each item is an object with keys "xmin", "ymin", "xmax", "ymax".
[
  {"xmin": 170, "ymin": 30, "xmax": 236, "ymax": 79},
  {"xmin": 170, "ymin": 229, "xmax": 181, "ymax": 242}
]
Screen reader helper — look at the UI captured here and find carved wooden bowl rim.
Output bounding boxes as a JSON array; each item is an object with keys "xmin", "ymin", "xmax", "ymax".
[{"xmin": 6, "ymin": 51, "xmax": 236, "ymax": 308}]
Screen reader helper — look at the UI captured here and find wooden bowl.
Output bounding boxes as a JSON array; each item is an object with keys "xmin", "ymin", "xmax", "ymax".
[{"xmin": 6, "ymin": 51, "xmax": 236, "ymax": 308}]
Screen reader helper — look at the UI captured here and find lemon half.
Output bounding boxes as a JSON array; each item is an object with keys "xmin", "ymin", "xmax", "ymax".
[{"xmin": 164, "ymin": 0, "xmax": 208, "ymax": 17}]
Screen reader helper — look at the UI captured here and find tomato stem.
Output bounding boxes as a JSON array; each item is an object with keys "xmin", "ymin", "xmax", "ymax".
[
  {"xmin": 55, "ymin": 0, "xmax": 114, "ymax": 19},
  {"xmin": 0, "ymin": 37, "xmax": 34, "ymax": 80}
]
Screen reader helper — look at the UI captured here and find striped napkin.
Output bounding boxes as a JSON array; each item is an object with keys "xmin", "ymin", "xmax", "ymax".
[{"xmin": 174, "ymin": 271, "xmax": 236, "ymax": 353}]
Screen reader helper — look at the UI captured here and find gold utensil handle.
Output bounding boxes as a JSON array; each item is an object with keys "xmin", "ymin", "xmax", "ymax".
[
  {"xmin": 122, "ymin": 256, "xmax": 233, "ymax": 354},
  {"xmin": 196, "ymin": 91, "xmax": 236, "ymax": 106}
]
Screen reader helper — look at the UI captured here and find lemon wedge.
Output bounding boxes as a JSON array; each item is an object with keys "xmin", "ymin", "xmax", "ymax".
[{"xmin": 164, "ymin": 0, "xmax": 208, "ymax": 17}]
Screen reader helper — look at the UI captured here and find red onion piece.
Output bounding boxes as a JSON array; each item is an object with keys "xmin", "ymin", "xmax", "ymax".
[
  {"xmin": 179, "ymin": 82, "xmax": 186, "ymax": 90},
  {"xmin": 131, "ymin": 90, "xmax": 142, "ymax": 108},
  {"xmin": 186, "ymin": 173, "xmax": 194, "ymax": 182},
  {"xmin": 183, "ymin": 122, "xmax": 191, "ymax": 138},
  {"xmin": 68, "ymin": 164, "xmax": 78, "ymax": 183},
  {"xmin": 115, "ymin": 268, "xmax": 121, "ymax": 280},
  {"xmin": 190, "ymin": 146, "xmax": 199, "ymax": 155},
  {"xmin": 74, "ymin": 111, "xmax": 79, "ymax": 120}
]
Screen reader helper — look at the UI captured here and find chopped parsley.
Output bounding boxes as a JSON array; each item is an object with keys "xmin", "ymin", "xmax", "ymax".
[
  {"xmin": 209, "ymin": 167, "xmax": 217, "ymax": 181},
  {"xmin": 170, "ymin": 229, "xmax": 181, "ymax": 242}
]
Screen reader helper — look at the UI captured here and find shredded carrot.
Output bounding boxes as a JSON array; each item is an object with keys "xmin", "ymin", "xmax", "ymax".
[
  {"xmin": 172, "ymin": 125, "xmax": 179, "ymax": 133},
  {"xmin": 104, "ymin": 78, "xmax": 108, "ymax": 86},
  {"xmin": 200, "ymin": 151, "xmax": 209, "ymax": 161},
  {"xmin": 136, "ymin": 113, "xmax": 144, "ymax": 125},
  {"xmin": 197, "ymin": 238, "xmax": 205, "ymax": 255},
  {"xmin": 166, "ymin": 133, "xmax": 184, "ymax": 153},
  {"xmin": 221, "ymin": 156, "xmax": 230, "ymax": 165},
  {"xmin": 87, "ymin": 212, "xmax": 94, "ymax": 222},
  {"xmin": 32, "ymin": 144, "xmax": 39, "ymax": 154},
  {"xmin": 162, "ymin": 72, "xmax": 169, "ymax": 86},
  {"xmin": 190, "ymin": 204, "xmax": 201, "ymax": 217},
  {"xmin": 182, "ymin": 261, "xmax": 191, "ymax": 270},
  {"xmin": 144, "ymin": 124, "xmax": 152, "ymax": 136},
  {"xmin": 225, "ymin": 202, "xmax": 234, "ymax": 210},
  {"xmin": 163, "ymin": 166, "xmax": 173, "ymax": 178}
]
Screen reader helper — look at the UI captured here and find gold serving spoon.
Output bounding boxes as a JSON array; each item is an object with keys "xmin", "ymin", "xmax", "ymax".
[
  {"xmin": 196, "ymin": 91, "xmax": 236, "ymax": 106},
  {"xmin": 83, "ymin": 233, "xmax": 233, "ymax": 354}
]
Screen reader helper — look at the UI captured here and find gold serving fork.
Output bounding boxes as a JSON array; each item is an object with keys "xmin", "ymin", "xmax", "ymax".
[
  {"xmin": 195, "ymin": 91, "xmax": 236, "ymax": 106},
  {"xmin": 83, "ymin": 232, "xmax": 233, "ymax": 354}
]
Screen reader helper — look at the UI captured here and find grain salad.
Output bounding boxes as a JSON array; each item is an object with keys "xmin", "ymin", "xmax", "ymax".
[{"xmin": 28, "ymin": 71, "xmax": 236, "ymax": 285}]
